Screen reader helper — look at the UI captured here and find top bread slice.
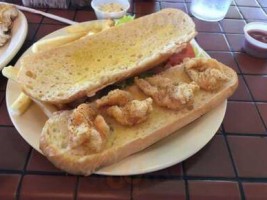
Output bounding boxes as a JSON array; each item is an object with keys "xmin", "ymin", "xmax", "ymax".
[
  {"xmin": 17, "ymin": 9, "xmax": 196, "ymax": 104},
  {"xmin": 40, "ymin": 58, "xmax": 238, "ymax": 175}
]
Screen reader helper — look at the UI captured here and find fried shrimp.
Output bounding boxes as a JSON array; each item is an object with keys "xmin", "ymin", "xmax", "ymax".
[
  {"xmin": 97, "ymin": 89, "xmax": 153, "ymax": 126},
  {"xmin": 96, "ymin": 89, "xmax": 133, "ymax": 107},
  {"xmin": 135, "ymin": 76, "xmax": 199, "ymax": 110},
  {"xmin": 107, "ymin": 98, "xmax": 153, "ymax": 126},
  {"xmin": 184, "ymin": 58, "xmax": 229, "ymax": 91},
  {"xmin": 145, "ymin": 76, "xmax": 173, "ymax": 88},
  {"xmin": 68, "ymin": 103, "xmax": 110, "ymax": 154}
]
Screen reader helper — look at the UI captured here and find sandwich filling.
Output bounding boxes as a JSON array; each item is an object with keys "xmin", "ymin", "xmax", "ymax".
[
  {"xmin": 184, "ymin": 58, "xmax": 230, "ymax": 91},
  {"xmin": 64, "ymin": 58, "xmax": 231, "ymax": 155}
]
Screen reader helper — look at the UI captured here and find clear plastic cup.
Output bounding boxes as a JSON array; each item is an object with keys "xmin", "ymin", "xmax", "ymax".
[
  {"xmin": 91, "ymin": 0, "xmax": 130, "ymax": 20},
  {"xmin": 190, "ymin": 0, "xmax": 232, "ymax": 22}
]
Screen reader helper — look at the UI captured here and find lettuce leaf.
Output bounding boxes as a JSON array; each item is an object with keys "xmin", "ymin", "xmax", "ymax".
[{"xmin": 115, "ymin": 15, "xmax": 135, "ymax": 26}]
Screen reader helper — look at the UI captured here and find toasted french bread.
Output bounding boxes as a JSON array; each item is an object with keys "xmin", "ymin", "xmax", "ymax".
[
  {"xmin": 40, "ymin": 58, "xmax": 238, "ymax": 175},
  {"xmin": 17, "ymin": 9, "xmax": 196, "ymax": 104}
]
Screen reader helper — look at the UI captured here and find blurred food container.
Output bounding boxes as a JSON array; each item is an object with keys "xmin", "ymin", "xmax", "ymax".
[
  {"xmin": 243, "ymin": 22, "xmax": 267, "ymax": 59},
  {"xmin": 91, "ymin": 0, "xmax": 129, "ymax": 19}
]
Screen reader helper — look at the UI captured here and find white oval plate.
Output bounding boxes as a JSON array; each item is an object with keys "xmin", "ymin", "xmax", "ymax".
[
  {"xmin": 6, "ymin": 21, "xmax": 226, "ymax": 176},
  {"xmin": 0, "ymin": 10, "xmax": 28, "ymax": 70}
]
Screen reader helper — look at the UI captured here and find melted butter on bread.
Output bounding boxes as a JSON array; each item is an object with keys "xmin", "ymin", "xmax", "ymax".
[{"xmin": 18, "ymin": 9, "xmax": 196, "ymax": 104}]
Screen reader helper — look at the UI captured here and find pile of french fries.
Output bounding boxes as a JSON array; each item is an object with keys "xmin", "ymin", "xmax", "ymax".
[{"xmin": 2, "ymin": 20, "xmax": 114, "ymax": 117}]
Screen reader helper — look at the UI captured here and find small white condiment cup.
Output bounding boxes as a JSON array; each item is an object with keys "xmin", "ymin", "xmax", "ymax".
[
  {"xmin": 243, "ymin": 22, "xmax": 267, "ymax": 58},
  {"xmin": 91, "ymin": 0, "xmax": 130, "ymax": 19}
]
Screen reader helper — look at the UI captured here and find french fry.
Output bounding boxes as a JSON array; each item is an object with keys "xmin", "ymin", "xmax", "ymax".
[
  {"xmin": 32, "ymin": 31, "xmax": 88, "ymax": 53},
  {"xmin": 4, "ymin": 21, "xmax": 115, "ymax": 117},
  {"xmin": 66, "ymin": 19, "xmax": 114, "ymax": 34},
  {"xmin": 10, "ymin": 92, "xmax": 32, "ymax": 116},
  {"xmin": 32, "ymin": 20, "xmax": 114, "ymax": 54},
  {"xmin": 2, "ymin": 66, "xmax": 19, "ymax": 81},
  {"xmin": 10, "ymin": 94, "xmax": 58, "ymax": 117},
  {"xmin": 2, "ymin": 66, "xmax": 33, "ymax": 115}
]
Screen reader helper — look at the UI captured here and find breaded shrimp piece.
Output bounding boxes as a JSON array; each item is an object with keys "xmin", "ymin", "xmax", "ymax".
[
  {"xmin": 96, "ymin": 89, "xmax": 133, "ymax": 107},
  {"xmin": 135, "ymin": 77, "xmax": 199, "ymax": 110},
  {"xmin": 107, "ymin": 98, "xmax": 153, "ymax": 126},
  {"xmin": 145, "ymin": 75, "xmax": 173, "ymax": 88},
  {"xmin": 184, "ymin": 58, "xmax": 229, "ymax": 91},
  {"xmin": 68, "ymin": 103, "xmax": 110, "ymax": 154}
]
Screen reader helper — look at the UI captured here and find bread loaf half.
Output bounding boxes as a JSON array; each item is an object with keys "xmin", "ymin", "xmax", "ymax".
[
  {"xmin": 17, "ymin": 9, "xmax": 196, "ymax": 104},
  {"xmin": 40, "ymin": 58, "xmax": 238, "ymax": 175}
]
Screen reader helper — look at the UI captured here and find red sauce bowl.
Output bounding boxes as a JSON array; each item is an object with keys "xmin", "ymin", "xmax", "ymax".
[{"xmin": 243, "ymin": 22, "xmax": 267, "ymax": 58}]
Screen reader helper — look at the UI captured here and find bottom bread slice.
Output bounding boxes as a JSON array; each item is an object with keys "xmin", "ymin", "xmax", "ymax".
[{"xmin": 40, "ymin": 62, "xmax": 238, "ymax": 175}]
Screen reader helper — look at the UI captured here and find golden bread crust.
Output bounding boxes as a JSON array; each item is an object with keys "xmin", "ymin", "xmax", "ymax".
[
  {"xmin": 40, "ymin": 59, "xmax": 238, "ymax": 175},
  {"xmin": 17, "ymin": 9, "xmax": 196, "ymax": 104}
]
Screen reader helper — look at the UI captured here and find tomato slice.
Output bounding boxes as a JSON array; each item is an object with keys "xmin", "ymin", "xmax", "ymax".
[{"xmin": 167, "ymin": 44, "xmax": 195, "ymax": 66}]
